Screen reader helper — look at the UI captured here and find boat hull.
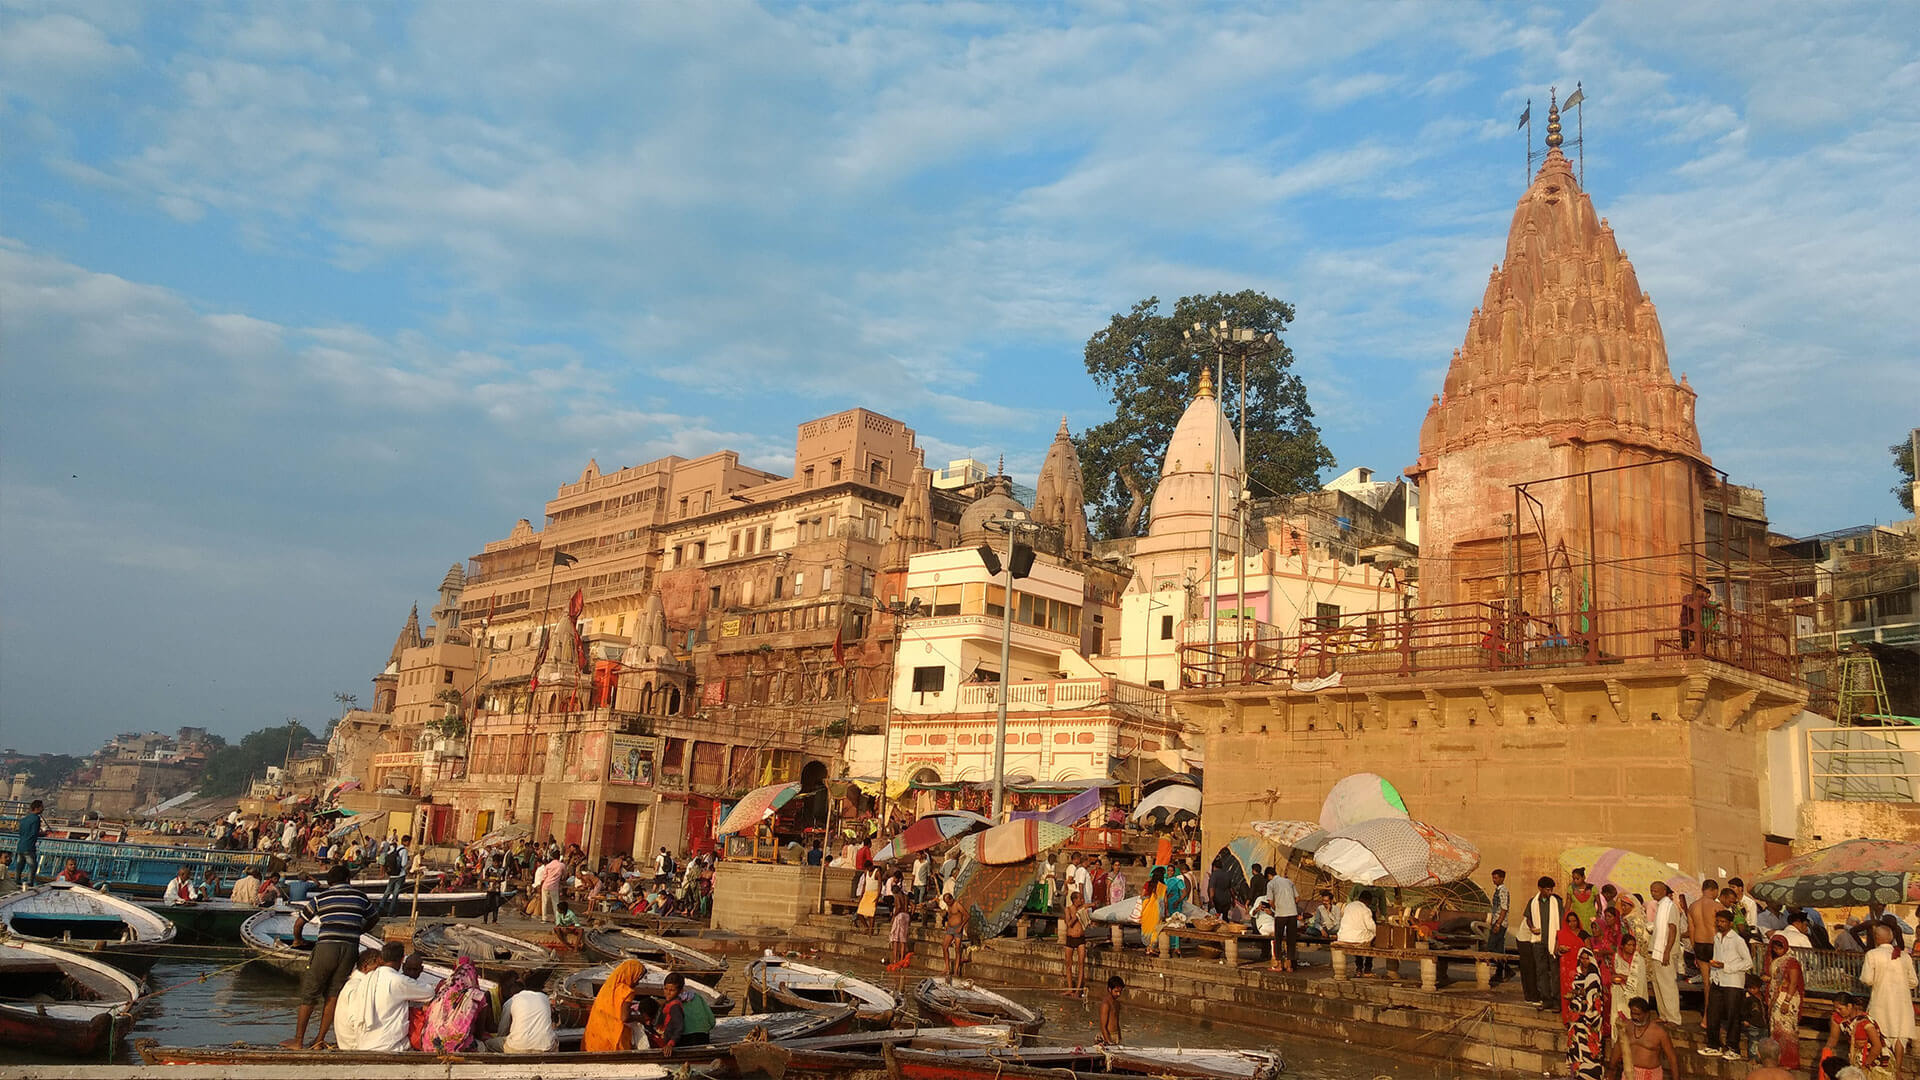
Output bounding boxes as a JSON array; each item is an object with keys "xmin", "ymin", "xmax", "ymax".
[
  {"xmin": 133, "ymin": 900, "xmax": 257, "ymax": 943},
  {"xmin": 0, "ymin": 1005, "xmax": 117, "ymax": 1058},
  {"xmin": 911, "ymin": 978, "xmax": 1043, "ymax": 1034},
  {"xmin": 0, "ymin": 940, "xmax": 142, "ymax": 1059},
  {"xmin": 1, "ymin": 884, "xmax": 179, "ymax": 974},
  {"xmin": 582, "ymin": 927, "xmax": 727, "ymax": 977},
  {"xmin": 746, "ymin": 960, "xmax": 898, "ymax": 1029}
]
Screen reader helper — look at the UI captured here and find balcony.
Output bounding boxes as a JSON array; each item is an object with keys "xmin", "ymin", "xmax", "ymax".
[{"xmin": 952, "ymin": 676, "xmax": 1167, "ymax": 714}]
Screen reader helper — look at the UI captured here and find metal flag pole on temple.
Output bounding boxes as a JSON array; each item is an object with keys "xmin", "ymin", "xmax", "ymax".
[
  {"xmin": 1517, "ymin": 98, "xmax": 1532, "ymax": 185},
  {"xmin": 1564, "ymin": 82, "xmax": 1586, "ymax": 186}
]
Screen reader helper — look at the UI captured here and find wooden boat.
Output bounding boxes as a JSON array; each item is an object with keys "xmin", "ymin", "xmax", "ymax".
[
  {"xmin": 582, "ymin": 925, "xmax": 728, "ymax": 977},
  {"xmin": 0, "ymin": 939, "xmax": 142, "ymax": 1057},
  {"xmin": 911, "ymin": 977, "xmax": 1043, "ymax": 1033},
  {"xmin": 0, "ymin": 836, "xmax": 266, "ymax": 897},
  {"xmin": 746, "ymin": 956, "xmax": 899, "ymax": 1027},
  {"xmin": 410, "ymin": 921, "xmax": 557, "ymax": 983},
  {"xmin": 134, "ymin": 1005, "xmax": 857, "ymax": 1066},
  {"xmin": 364, "ymin": 889, "xmax": 507, "ymax": 918},
  {"xmin": 130, "ymin": 898, "xmax": 257, "ymax": 942},
  {"xmin": 553, "ymin": 961, "xmax": 736, "ymax": 1027},
  {"xmin": 888, "ymin": 1046, "xmax": 1285, "ymax": 1080},
  {"xmin": 587, "ymin": 909, "xmax": 706, "ymax": 934},
  {"xmin": 0, "ymin": 883, "xmax": 177, "ymax": 973}
]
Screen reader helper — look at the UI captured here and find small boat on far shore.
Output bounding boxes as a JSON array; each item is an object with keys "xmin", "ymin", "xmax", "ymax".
[
  {"xmin": 911, "ymin": 977, "xmax": 1044, "ymax": 1033},
  {"xmin": 0, "ymin": 883, "xmax": 177, "ymax": 973},
  {"xmin": 747, "ymin": 956, "xmax": 899, "ymax": 1027},
  {"xmin": 0, "ymin": 939, "xmax": 142, "ymax": 1058},
  {"xmin": 581, "ymin": 926, "xmax": 727, "ymax": 977}
]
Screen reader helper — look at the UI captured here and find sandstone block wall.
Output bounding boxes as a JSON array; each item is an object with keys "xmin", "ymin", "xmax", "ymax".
[{"xmin": 712, "ymin": 861, "xmax": 856, "ymax": 933}]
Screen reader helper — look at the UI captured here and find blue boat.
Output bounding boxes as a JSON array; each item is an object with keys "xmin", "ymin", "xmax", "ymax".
[{"xmin": 0, "ymin": 835, "xmax": 269, "ymax": 897}]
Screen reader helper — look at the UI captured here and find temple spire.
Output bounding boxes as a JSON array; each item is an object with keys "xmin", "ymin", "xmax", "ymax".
[
  {"xmin": 1033, "ymin": 418, "xmax": 1090, "ymax": 560},
  {"xmin": 1545, "ymin": 87, "xmax": 1563, "ymax": 149},
  {"xmin": 1196, "ymin": 364, "xmax": 1215, "ymax": 400}
]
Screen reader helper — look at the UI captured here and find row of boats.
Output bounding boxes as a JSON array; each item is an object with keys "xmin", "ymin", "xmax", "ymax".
[{"xmin": 1, "ymin": 881, "xmax": 1285, "ymax": 1079}]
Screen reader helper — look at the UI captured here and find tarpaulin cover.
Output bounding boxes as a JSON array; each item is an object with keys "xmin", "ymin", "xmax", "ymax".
[
  {"xmin": 1750, "ymin": 838, "xmax": 1920, "ymax": 906},
  {"xmin": 871, "ymin": 812, "xmax": 989, "ymax": 863},
  {"xmin": 969, "ymin": 819, "xmax": 1077, "ymax": 866},
  {"xmin": 1010, "ymin": 784, "xmax": 1102, "ymax": 826},
  {"xmin": 1318, "ymin": 773, "xmax": 1409, "ymax": 832},
  {"xmin": 1315, "ymin": 817, "xmax": 1479, "ymax": 888}
]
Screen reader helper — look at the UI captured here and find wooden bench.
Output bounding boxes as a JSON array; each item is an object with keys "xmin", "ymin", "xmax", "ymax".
[
  {"xmin": 824, "ymin": 898, "xmax": 861, "ymax": 916},
  {"xmin": 1330, "ymin": 943, "xmax": 1507, "ymax": 991}
]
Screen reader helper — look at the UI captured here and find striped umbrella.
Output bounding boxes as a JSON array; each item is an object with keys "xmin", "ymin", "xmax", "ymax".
[
  {"xmin": 714, "ymin": 781, "xmax": 802, "ymax": 837},
  {"xmin": 1559, "ymin": 846, "xmax": 1700, "ymax": 902}
]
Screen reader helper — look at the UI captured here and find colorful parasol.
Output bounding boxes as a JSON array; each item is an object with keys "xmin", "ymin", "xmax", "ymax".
[
  {"xmin": 1314, "ymin": 817, "xmax": 1480, "ymax": 888},
  {"xmin": 951, "ymin": 857, "xmax": 1038, "ymax": 940},
  {"xmin": 1558, "ymin": 846, "xmax": 1701, "ymax": 903},
  {"xmin": 870, "ymin": 812, "xmax": 991, "ymax": 864},
  {"xmin": 1250, "ymin": 819, "xmax": 1330, "ymax": 853},
  {"xmin": 1318, "ymin": 773, "xmax": 1409, "ymax": 832},
  {"xmin": 1749, "ymin": 838, "xmax": 1920, "ymax": 907},
  {"xmin": 715, "ymin": 781, "xmax": 802, "ymax": 837},
  {"xmin": 966, "ymin": 819, "xmax": 1077, "ymax": 866},
  {"xmin": 1129, "ymin": 784, "xmax": 1201, "ymax": 824}
]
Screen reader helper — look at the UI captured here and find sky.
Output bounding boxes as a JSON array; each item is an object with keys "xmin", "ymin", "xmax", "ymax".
[{"xmin": 2, "ymin": 1, "xmax": 1916, "ymax": 755}]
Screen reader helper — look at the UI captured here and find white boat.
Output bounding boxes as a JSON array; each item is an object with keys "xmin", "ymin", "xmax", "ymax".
[
  {"xmin": 553, "ymin": 962, "xmax": 735, "ymax": 1027},
  {"xmin": 912, "ymin": 976, "xmax": 1044, "ymax": 1033},
  {"xmin": 238, "ymin": 909, "xmax": 498, "ymax": 997},
  {"xmin": 0, "ymin": 939, "xmax": 142, "ymax": 1057},
  {"xmin": 746, "ymin": 956, "xmax": 899, "ymax": 1026},
  {"xmin": 0, "ymin": 883, "xmax": 177, "ymax": 973}
]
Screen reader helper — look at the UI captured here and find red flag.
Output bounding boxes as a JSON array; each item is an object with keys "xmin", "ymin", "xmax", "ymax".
[
  {"xmin": 529, "ymin": 627, "xmax": 549, "ymax": 694},
  {"xmin": 567, "ymin": 588, "xmax": 584, "ymax": 621},
  {"xmin": 832, "ymin": 625, "xmax": 846, "ymax": 667}
]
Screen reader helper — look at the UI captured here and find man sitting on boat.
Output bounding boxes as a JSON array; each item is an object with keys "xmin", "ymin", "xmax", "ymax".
[
  {"xmin": 331, "ymin": 948, "xmax": 383, "ymax": 1051},
  {"xmin": 229, "ymin": 867, "xmax": 263, "ymax": 906},
  {"xmin": 163, "ymin": 865, "xmax": 199, "ymax": 905},
  {"xmin": 52, "ymin": 858, "xmax": 92, "ymax": 887},
  {"xmin": 360, "ymin": 942, "xmax": 435, "ymax": 1053},
  {"xmin": 657, "ymin": 972, "xmax": 715, "ymax": 1055},
  {"xmin": 485, "ymin": 968, "xmax": 558, "ymax": 1054}
]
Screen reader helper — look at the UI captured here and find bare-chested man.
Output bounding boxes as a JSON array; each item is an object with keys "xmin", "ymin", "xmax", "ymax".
[
  {"xmin": 1745, "ymin": 1037, "xmax": 1794, "ymax": 1080},
  {"xmin": 941, "ymin": 889, "xmax": 969, "ymax": 978},
  {"xmin": 1614, "ymin": 997, "xmax": 1679, "ymax": 1080}
]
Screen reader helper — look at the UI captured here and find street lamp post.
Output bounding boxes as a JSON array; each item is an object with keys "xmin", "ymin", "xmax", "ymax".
[{"xmin": 984, "ymin": 511, "xmax": 1041, "ymax": 820}]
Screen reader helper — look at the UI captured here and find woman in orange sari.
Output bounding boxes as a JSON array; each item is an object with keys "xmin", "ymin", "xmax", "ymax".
[
  {"xmin": 583, "ymin": 960, "xmax": 644, "ymax": 1052},
  {"xmin": 1557, "ymin": 911, "xmax": 1588, "ymax": 1025},
  {"xmin": 1764, "ymin": 933, "xmax": 1804, "ymax": 1068},
  {"xmin": 1137, "ymin": 867, "xmax": 1166, "ymax": 954}
]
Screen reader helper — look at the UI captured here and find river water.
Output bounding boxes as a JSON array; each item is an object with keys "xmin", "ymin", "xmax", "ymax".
[{"xmin": 5, "ymin": 948, "xmax": 1426, "ymax": 1078}]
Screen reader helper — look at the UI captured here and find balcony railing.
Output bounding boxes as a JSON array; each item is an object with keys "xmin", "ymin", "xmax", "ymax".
[
  {"xmin": 1181, "ymin": 600, "xmax": 1799, "ymax": 688},
  {"xmin": 952, "ymin": 677, "xmax": 1168, "ymax": 714}
]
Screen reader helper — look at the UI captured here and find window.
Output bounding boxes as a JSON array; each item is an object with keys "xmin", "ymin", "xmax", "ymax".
[
  {"xmin": 1148, "ymin": 679, "xmax": 1165, "ymax": 690},
  {"xmin": 1882, "ymin": 592, "xmax": 1914, "ymax": 617},
  {"xmin": 695, "ymin": 541, "xmax": 706, "ymax": 562},
  {"xmin": 773, "ymin": 575, "xmax": 784, "ymax": 599},
  {"xmin": 702, "ymin": 492, "xmax": 711, "ymax": 513},
  {"xmin": 443, "ymin": 670, "xmax": 454, "ymax": 684},
  {"xmin": 962, "ymin": 582, "xmax": 985, "ymax": 614},
  {"xmin": 830, "ymin": 459, "xmax": 842, "ymax": 482},
  {"xmin": 933, "ymin": 585, "xmax": 962, "ymax": 616},
  {"xmin": 986, "ymin": 584, "xmax": 1006, "ymax": 618},
  {"xmin": 793, "ymin": 572, "xmax": 805, "ymax": 596},
  {"xmin": 870, "ymin": 460, "xmax": 884, "ymax": 484},
  {"xmin": 803, "ymin": 466, "xmax": 815, "ymax": 488},
  {"xmin": 860, "ymin": 568, "xmax": 875, "ymax": 596},
  {"xmin": 708, "ymin": 585, "xmax": 721, "ymax": 608},
  {"xmin": 761, "ymin": 525, "xmax": 772, "ymax": 549},
  {"xmin": 826, "ymin": 514, "xmax": 836, "ymax": 537},
  {"xmin": 822, "ymin": 567, "xmax": 834, "ymax": 591},
  {"xmin": 678, "ymin": 496, "xmax": 688, "ymax": 518},
  {"xmin": 730, "ymin": 531, "xmax": 741, "ymax": 556},
  {"xmin": 1160, "ymin": 614, "xmax": 1175, "ymax": 640},
  {"xmin": 745, "ymin": 529, "xmax": 755, "ymax": 554},
  {"xmin": 1314, "ymin": 602, "xmax": 1341, "ymax": 629},
  {"xmin": 865, "ymin": 515, "xmax": 878, "ymax": 540},
  {"xmin": 911, "ymin": 666, "xmax": 946, "ymax": 693}
]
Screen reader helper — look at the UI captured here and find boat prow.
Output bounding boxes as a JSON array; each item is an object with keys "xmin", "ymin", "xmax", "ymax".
[
  {"xmin": 0, "ymin": 883, "xmax": 177, "ymax": 973},
  {"xmin": 747, "ymin": 956, "xmax": 900, "ymax": 1027},
  {"xmin": 0, "ymin": 939, "xmax": 142, "ymax": 1058}
]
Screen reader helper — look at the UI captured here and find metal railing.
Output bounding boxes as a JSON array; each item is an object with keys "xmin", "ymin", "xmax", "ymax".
[
  {"xmin": 1181, "ymin": 599, "xmax": 1799, "ymax": 688},
  {"xmin": 1792, "ymin": 945, "xmax": 1920, "ymax": 1001},
  {"xmin": 1806, "ymin": 725, "xmax": 1920, "ymax": 802},
  {"xmin": 951, "ymin": 677, "xmax": 1169, "ymax": 714}
]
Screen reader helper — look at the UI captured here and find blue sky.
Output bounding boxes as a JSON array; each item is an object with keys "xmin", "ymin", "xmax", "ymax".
[{"xmin": 3, "ymin": 2, "xmax": 1916, "ymax": 754}]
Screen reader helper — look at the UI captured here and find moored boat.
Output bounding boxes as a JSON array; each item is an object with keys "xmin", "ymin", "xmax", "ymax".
[
  {"xmin": 0, "ymin": 836, "xmax": 266, "ymax": 897},
  {"xmin": 134, "ymin": 1005, "xmax": 856, "ymax": 1066},
  {"xmin": 552, "ymin": 961, "xmax": 736, "ymax": 1027},
  {"xmin": 747, "ymin": 956, "xmax": 899, "ymax": 1027},
  {"xmin": 410, "ymin": 921, "xmax": 557, "ymax": 982},
  {"xmin": 0, "ymin": 883, "xmax": 177, "ymax": 973},
  {"xmin": 581, "ymin": 925, "xmax": 727, "ymax": 977},
  {"xmin": 911, "ymin": 977, "xmax": 1043, "ymax": 1033},
  {"xmin": 888, "ymin": 1045, "xmax": 1285, "ymax": 1080},
  {"xmin": 130, "ymin": 898, "xmax": 258, "ymax": 943},
  {"xmin": 0, "ymin": 939, "xmax": 142, "ymax": 1058},
  {"xmin": 356, "ymin": 888, "xmax": 507, "ymax": 919}
]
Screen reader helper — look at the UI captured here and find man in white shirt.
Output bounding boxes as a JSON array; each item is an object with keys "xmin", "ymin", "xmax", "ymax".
[
  {"xmin": 1781, "ymin": 911, "xmax": 1815, "ymax": 950},
  {"xmin": 1335, "ymin": 894, "xmax": 1378, "ymax": 976},
  {"xmin": 1265, "ymin": 871, "xmax": 1299, "ymax": 973},
  {"xmin": 486, "ymin": 969, "xmax": 559, "ymax": 1053},
  {"xmin": 1647, "ymin": 880, "xmax": 1683, "ymax": 1024},
  {"xmin": 332, "ymin": 949, "xmax": 382, "ymax": 1051},
  {"xmin": 911, "ymin": 855, "xmax": 930, "ymax": 906},
  {"xmin": 361, "ymin": 943, "xmax": 435, "ymax": 1053},
  {"xmin": 162, "ymin": 865, "xmax": 197, "ymax": 905},
  {"xmin": 1729, "ymin": 876, "xmax": 1759, "ymax": 932},
  {"xmin": 1702, "ymin": 910, "xmax": 1752, "ymax": 1058},
  {"xmin": 229, "ymin": 868, "xmax": 262, "ymax": 907}
]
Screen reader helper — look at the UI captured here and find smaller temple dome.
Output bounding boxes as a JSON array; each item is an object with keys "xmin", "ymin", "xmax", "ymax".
[{"xmin": 959, "ymin": 474, "xmax": 1028, "ymax": 544}]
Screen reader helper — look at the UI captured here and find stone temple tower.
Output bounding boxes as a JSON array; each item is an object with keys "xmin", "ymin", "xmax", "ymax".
[
  {"xmin": 1406, "ymin": 96, "xmax": 1710, "ymax": 622},
  {"xmin": 1032, "ymin": 418, "xmax": 1091, "ymax": 560}
]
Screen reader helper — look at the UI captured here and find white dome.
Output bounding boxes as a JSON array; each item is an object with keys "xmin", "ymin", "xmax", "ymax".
[{"xmin": 1148, "ymin": 368, "xmax": 1241, "ymax": 539}]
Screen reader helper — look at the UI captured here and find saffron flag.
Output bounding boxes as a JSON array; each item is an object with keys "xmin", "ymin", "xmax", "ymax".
[
  {"xmin": 832, "ymin": 626, "xmax": 846, "ymax": 666},
  {"xmin": 567, "ymin": 588, "xmax": 584, "ymax": 621},
  {"xmin": 529, "ymin": 627, "xmax": 549, "ymax": 694}
]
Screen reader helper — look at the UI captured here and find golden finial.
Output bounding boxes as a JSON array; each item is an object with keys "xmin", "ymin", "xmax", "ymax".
[
  {"xmin": 1545, "ymin": 87, "xmax": 1563, "ymax": 150},
  {"xmin": 1196, "ymin": 365, "xmax": 1215, "ymax": 400}
]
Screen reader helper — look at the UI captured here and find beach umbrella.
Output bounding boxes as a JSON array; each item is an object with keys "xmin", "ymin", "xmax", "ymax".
[
  {"xmin": 870, "ymin": 812, "xmax": 990, "ymax": 863},
  {"xmin": 1318, "ymin": 773, "xmax": 1409, "ymax": 832},
  {"xmin": 1129, "ymin": 784, "xmax": 1201, "ymax": 825},
  {"xmin": 1250, "ymin": 819, "xmax": 1330, "ymax": 854},
  {"xmin": 1559, "ymin": 846, "xmax": 1701, "ymax": 902},
  {"xmin": 1749, "ymin": 838, "xmax": 1920, "ymax": 907},
  {"xmin": 1314, "ymin": 817, "xmax": 1480, "ymax": 888},
  {"xmin": 714, "ymin": 781, "xmax": 802, "ymax": 837}
]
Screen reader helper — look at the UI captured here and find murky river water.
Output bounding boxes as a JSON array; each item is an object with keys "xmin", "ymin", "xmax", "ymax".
[{"xmin": 3, "ymin": 943, "xmax": 1431, "ymax": 1078}]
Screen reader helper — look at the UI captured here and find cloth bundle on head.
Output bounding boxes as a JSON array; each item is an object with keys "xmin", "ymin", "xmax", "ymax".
[{"xmin": 583, "ymin": 960, "xmax": 644, "ymax": 1052}]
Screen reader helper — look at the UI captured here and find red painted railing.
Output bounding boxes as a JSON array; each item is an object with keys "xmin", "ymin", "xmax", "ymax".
[{"xmin": 1180, "ymin": 600, "xmax": 1797, "ymax": 688}]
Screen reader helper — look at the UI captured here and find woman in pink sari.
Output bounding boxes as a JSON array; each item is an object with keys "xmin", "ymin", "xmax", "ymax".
[
  {"xmin": 420, "ymin": 958, "xmax": 490, "ymax": 1052},
  {"xmin": 1557, "ymin": 911, "xmax": 1588, "ymax": 1025},
  {"xmin": 1764, "ymin": 933, "xmax": 1804, "ymax": 1068}
]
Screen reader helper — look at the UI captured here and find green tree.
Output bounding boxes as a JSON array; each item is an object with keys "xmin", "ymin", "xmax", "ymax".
[
  {"xmin": 26, "ymin": 754, "xmax": 81, "ymax": 790},
  {"xmin": 1894, "ymin": 434, "xmax": 1916, "ymax": 514},
  {"xmin": 197, "ymin": 723, "xmax": 318, "ymax": 797},
  {"xmin": 1077, "ymin": 291, "xmax": 1334, "ymax": 539}
]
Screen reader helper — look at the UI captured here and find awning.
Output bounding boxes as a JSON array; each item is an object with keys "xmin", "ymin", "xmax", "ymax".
[
  {"xmin": 871, "ymin": 812, "xmax": 991, "ymax": 863},
  {"xmin": 1010, "ymin": 784, "xmax": 1103, "ymax": 825}
]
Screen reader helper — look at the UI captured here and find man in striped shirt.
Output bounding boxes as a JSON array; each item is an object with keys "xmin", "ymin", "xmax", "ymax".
[{"xmin": 283, "ymin": 863, "xmax": 376, "ymax": 1049}]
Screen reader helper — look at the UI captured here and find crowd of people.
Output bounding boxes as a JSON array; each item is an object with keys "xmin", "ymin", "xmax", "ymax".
[{"xmin": 1477, "ymin": 867, "xmax": 1917, "ymax": 1080}]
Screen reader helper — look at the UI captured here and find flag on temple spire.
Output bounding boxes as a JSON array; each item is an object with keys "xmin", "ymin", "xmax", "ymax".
[
  {"xmin": 529, "ymin": 627, "xmax": 549, "ymax": 694},
  {"xmin": 1563, "ymin": 85, "xmax": 1584, "ymax": 109},
  {"xmin": 1517, "ymin": 101, "xmax": 1530, "ymax": 129},
  {"xmin": 567, "ymin": 588, "xmax": 584, "ymax": 621}
]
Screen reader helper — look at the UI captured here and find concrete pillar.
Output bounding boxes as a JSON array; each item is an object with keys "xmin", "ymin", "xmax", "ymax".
[{"xmin": 1331, "ymin": 948, "xmax": 1349, "ymax": 980}]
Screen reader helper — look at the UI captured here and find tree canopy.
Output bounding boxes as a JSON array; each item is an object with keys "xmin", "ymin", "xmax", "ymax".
[
  {"xmin": 25, "ymin": 754, "xmax": 81, "ymax": 791},
  {"xmin": 1894, "ymin": 434, "xmax": 1916, "ymax": 514},
  {"xmin": 1076, "ymin": 291, "xmax": 1334, "ymax": 539},
  {"xmin": 198, "ymin": 722, "xmax": 318, "ymax": 797}
]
